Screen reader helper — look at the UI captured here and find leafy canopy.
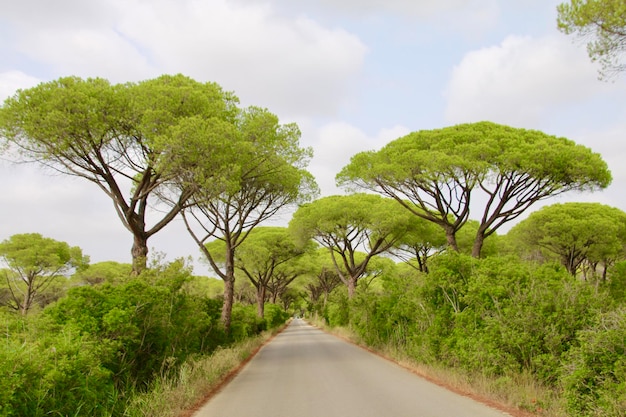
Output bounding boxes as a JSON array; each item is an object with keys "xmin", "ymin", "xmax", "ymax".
[
  {"xmin": 337, "ymin": 121, "xmax": 611, "ymax": 257},
  {"xmin": 0, "ymin": 233, "xmax": 88, "ymax": 314},
  {"xmin": 289, "ymin": 193, "xmax": 414, "ymax": 297},
  {"xmin": 507, "ymin": 202, "xmax": 626, "ymax": 275},
  {"xmin": 557, "ymin": 0, "xmax": 626, "ymax": 79},
  {"xmin": 0, "ymin": 74, "xmax": 238, "ymax": 273}
]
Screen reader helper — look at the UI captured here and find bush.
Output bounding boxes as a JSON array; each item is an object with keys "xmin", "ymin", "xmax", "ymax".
[
  {"xmin": 230, "ymin": 304, "xmax": 266, "ymax": 340},
  {"xmin": 607, "ymin": 261, "xmax": 626, "ymax": 303},
  {"xmin": 43, "ymin": 263, "xmax": 226, "ymax": 390},
  {"xmin": 562, "ymin": 308, "xmax": 626, "ymax": 417},
  {"xmin": 264, "ymin": 303, "xmax": 289, "ymax": 328},
  {"xmin": 325, "ymin": 289, "xmax": 350, "ymax": 327},
  {"xmin": 0, "ymin": 317, "xmax": 120, "ymax": 417}
]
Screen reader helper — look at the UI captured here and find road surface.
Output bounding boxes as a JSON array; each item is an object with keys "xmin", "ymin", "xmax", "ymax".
[{"xmin": 193, "ymin": 319, "xmax": 511, "ymax": 417}]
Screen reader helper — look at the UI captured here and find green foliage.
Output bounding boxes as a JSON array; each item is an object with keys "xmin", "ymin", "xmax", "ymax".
[
  {"xmin": 0, "ymin": 75, "xmax": 239, "ymax": 274},
  {"xmin": 229, "ymin": 303, "xmax": 289, "ymax": 341},
  {"xmin": 71, "ymin": 261, "xmax": 132, "ymax": 286},
  {"xmin": 338, "ymin": 121, "xmax": 611, "ymax": 257},
  {"xmin": 44, "ymin": 276, "xmax": 225, "ymax": 389},
  {"xmin": 182, "ymin": 275, "xmax": 225, "ymax": 299},
  {"xmin": 325, "ymin": 288, "xmax": 351, "ymax": 327},
  {"xmin": 264, "ymin": 303, "xmax": 290, "ymax": 328},
  {"xmin": 562, "ymin": 308, "xmax": 626, "ymax": 416},
  {"xmin": 229, "ymin": 304, "xmax": 267, "ymax": 340},
  {"xmin": 390, "ymin": 211, "xmax": 448, "ymax": 272},
  {"xmin": 0, "ymin": 233, "xmax": 89, "ymax": 314},
  {"xmin": 607, "ymin": 261, "xmax": 626, "ymax": 302},
  {"xmin": 557, "ymin": 0, "xmax": 626, "ymax": 79},
  {"xmin": 234, "ymin": 226, "xmax": 313, "ymax": 317},
  {"xmin": 289, "ymin": 193, "xmax": 414, "ymax": 297},
  {"xmin": 322, "ymin": 250, "xmax": 622, "ymax": 414},
  {"xmin": 0, "ymin": 257, "xmax": 285, "ymax": 416},
  {"xmin": 507, "ymin": 202, "xmax": 626, "ymax": 275},
  {"xmin": 0, "ymin": 315, "xmax": 120, "ymax": 417}
]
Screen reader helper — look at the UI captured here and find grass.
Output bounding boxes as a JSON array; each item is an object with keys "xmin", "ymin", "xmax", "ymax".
[{"xmin": 122, "ymin": 330, "xmax": 278, "ymax": 417}]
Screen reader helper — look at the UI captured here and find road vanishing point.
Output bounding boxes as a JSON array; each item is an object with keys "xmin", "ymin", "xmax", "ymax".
[{"xmin": 193, "ymin": 319, "xmax": 512, "ymax": 417}]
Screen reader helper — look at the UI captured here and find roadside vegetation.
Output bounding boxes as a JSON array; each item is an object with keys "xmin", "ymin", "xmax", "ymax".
[
  {"xmin": 0, "ymin": 258, "xmax": 290, "ymax": 417},
  {"xmin": 311, "ymin": 251, "xmax": 626, "ymax": 417}
]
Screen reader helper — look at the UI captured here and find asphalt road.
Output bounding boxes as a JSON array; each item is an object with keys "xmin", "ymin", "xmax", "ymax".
[{"xmin": 193, "ymin": 319, "xmax": 511, "ymax": 417}]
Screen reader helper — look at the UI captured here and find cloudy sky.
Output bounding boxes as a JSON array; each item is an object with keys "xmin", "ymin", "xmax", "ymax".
[{"xmin": 1, "ymin": 0, "xmax": 625, "ymax": 275}]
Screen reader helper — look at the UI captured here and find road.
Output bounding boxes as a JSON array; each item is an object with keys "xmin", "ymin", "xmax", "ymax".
[{"xmin": 193, "ymin": 319, "xmax": 511, "ymax": 417}]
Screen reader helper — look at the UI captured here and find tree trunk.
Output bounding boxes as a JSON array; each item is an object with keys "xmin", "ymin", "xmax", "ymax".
[
  {"xmin": 21, "ymin": 288, "xmax": 31, "ymax": 316},
  {"xmin": 347, "ymin": 277, "xmax": 357, "ymax": 299},
  {"xmin": 221, "ymin": 251, "xmax": 236, "ymax": 332},
  {"xmin": 222, "ymin": 277, "xmax": 235, "ymax": 331},
  {"xmin": 443, "ymin": 226, "xmax": 459, "ymax": 252},
  {"xmin": 256, "ymin": 285, "xmax": 266, "ymax": 317},
  {"xmin": 131, "ymin": 234, "xmax": 149, "ymax": 275},
  {"xmin": 471, "ymin": 231, "xmax": 485, "ymax": 258}
]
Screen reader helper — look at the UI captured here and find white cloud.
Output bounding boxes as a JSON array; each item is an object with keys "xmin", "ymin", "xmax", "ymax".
[
  {"xmin": 0, "ymin": 163, "xmax": 129, "ymax": 261},
  {"xmin": 120, "ymin": 0, "xmax": 366, "ymax": 118},
  {"xmin": 443, "ymin": 34, "xmax": 618, "ymax": 127},
  {"xmin": 237, "ymin": 0, "xmax": 498, "ymax": 19},
  {"xmin": 308, "ymin": 122, "xmax": 410, "ymax": 196},
  {"xmin": 0, "ymin": 0, "xmax": 367, "ymax": 119},
  {"xmin": 0, "ymin": 71, "xmax": 41, "ymax": 101}
]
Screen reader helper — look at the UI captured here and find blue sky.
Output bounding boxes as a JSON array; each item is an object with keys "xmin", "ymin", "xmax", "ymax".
[{"xmin": 1, "ymin": 0, "xmax": 625, "ymax": 274}]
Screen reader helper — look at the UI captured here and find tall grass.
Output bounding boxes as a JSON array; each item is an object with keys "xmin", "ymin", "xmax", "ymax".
[{"xmin": 123, "ymin": 332, "xmax": 273, "ymax": 417}]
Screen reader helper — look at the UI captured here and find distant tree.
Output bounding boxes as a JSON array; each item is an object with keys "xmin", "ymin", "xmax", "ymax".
[
  {"xmin": 181, "ymin": 107, "xmax": 317, "ymax": 329},
  {"xmin": 0, "ymin": 233, "xmax": 89, "ymax": 314},
  {"xmin": 232, "ymin": 227, "xmax": 312, "ymax": 317},
  {"xmin": 182, "ymin": 276, "xmax": 225, "ymax": 299},
  {"xmin": 557, "ymin": 0, "xmax": 626, "ymax": 79},
  {"xmin": 0, "ymin": 75, "xmax": 238, "ymax": 274},
  {"xmin": 391, "ymin": 212, "xmax": 447, "ymax": 273},
  {"xmin": 507, "ymin": 202, "xmax": 626, "ymax": 276},
  {"xmin": 304, "ymin": 249, "xmax": 343, "ymax": 308},
  {"xmin": 266, "ymin": 254, "xmax": 314, "ymax": 305},
  {"xmin": 289, "ymin": 194, "xmax": 413, "ymax": 298},
  {"xmin": 337, "ymin": 121, "xmax": 611, "ymax": 258},
  {"xmin": 71, "ymin": 261, "xmax": 132, "ymax": 286}
]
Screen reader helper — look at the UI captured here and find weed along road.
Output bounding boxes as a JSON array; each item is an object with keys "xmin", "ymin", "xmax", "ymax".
[{"xmin": 193, "ymin": 319, "xmax": 511, "ymax": 417}]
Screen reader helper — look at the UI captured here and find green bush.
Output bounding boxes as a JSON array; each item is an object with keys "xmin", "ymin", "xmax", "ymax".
[
  {"xmin": 264, "ymin": 303, "xmax": 290, "ymax": 328},
  {"xmin": 562, "ymin": 308, "xmax": 626, "ymax": 417},
  {"xmin": 325, "ymin": 289, "xmax": 350, "ymax": 327},
  {"xmin": 0, "ymin": 318, "xmax": 120, "ymax": 417},
  {"xmin": 607, "ymin": 261, "xmax": 626, "ymax": 303},
  {"xmin": 230, "ymin": 304, "xmax": 266, "ymax": 340},
  {"xmin": 43, "ymin": 262, "xmax": 226, "ymax": 390},
  {"xmin": 0, "ymin": 259, "xmax": 314, "ymax": 416}
]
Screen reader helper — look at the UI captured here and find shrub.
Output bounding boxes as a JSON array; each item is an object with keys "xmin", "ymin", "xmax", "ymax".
[
  {"xmin": 43, "ymin": 265, "xmax": 225, "ymax": 390},
  {"xmin": 0, "ymin": 318, "xmax": 120, "ymax": 417},
  {"xmin": 230, "ymin": 304, "xmax": 266, "ymax": 340},
  {"xmin": 264, "ymin": 303, "xmax": 289, "ymax": 328},
  {"xmin": 562, "ymin": 308, "xmax": 626, "ymax": 417}
]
